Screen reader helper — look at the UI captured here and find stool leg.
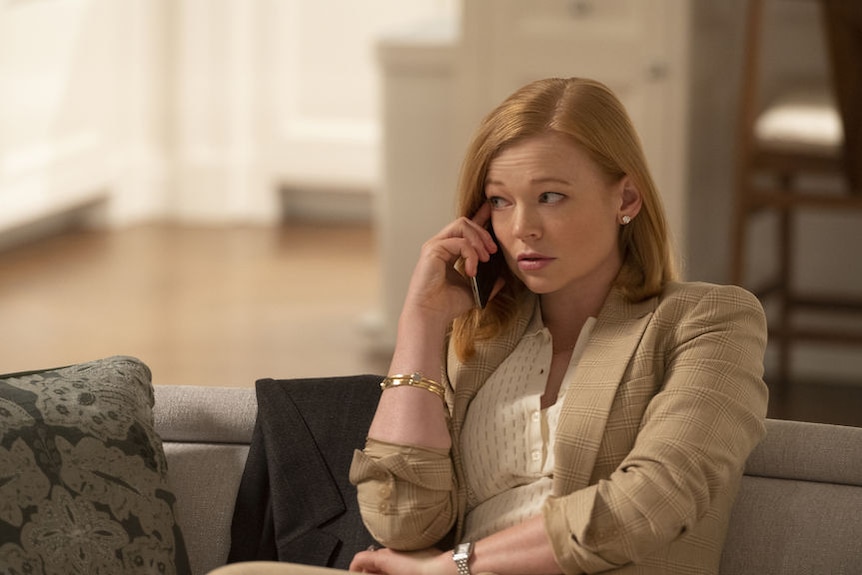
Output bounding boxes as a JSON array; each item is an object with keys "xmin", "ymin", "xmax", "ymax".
[
  {"xmin": 730, "ymin": 193, "xmax": 748, "ymax": 288},
  {"xmin": 820, "ymin": 0, "xmax": 862, "ymax": 193},
  {"xmin": 775, "ymin": 175, "xmax": 796, "ymax": 414}
]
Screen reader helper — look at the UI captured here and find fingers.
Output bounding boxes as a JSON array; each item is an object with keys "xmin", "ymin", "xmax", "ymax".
[
  {"xmin": 468, "ymin": 202, "xmax": 498, "ymax": 255},
  {"xmin": 471, "ymin": 201, "xmax": 493, "ymax": 229},
  {"xmin": 350, "ymin": 550, "xmax": 380, "ymax": 574},
  {"xmin": 404, "ymin": 212, "xmax": 503, "ymax": 318},
  {"xmin": 435, "ymin": 216, "xmax": 498, "ymax": 277},
  {"xmin": 430, "ymin": 238, "xmax": 484, "ymax": 281}
]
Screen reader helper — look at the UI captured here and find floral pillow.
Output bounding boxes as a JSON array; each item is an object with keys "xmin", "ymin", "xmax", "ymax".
[{"xmin": 0, "ymin": 356, "xmax": 190, "ymax": 575}]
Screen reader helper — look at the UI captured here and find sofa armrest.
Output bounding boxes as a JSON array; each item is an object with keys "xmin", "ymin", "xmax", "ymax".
[{"xmin": 155, "ymin": 385, "xmax": 257, "ymax": 444}]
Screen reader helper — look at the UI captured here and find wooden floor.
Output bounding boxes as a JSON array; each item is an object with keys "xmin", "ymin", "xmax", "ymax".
[
  {"xmin": 1, "ymin": 222, "xmax": 861, "ymax": 427},
  {"xmin": 0, "ymin": 222, "xmax": 391, "ymax": 388}
]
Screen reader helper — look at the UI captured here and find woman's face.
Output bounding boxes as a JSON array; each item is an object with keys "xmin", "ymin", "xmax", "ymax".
[{"xmin": 485, "ymin": 132, "xmax": 635, "ymax": 303}]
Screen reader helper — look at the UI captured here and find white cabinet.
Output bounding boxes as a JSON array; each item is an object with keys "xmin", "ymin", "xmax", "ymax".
[{"xmin": 375, "ymin": 21, "xmax": 460, "ymax": 347}]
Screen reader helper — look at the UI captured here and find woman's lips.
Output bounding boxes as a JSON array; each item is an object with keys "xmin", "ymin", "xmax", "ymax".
[{"xmin": 517, "ymin": 253, "xmax": 554, "ymax": 271}]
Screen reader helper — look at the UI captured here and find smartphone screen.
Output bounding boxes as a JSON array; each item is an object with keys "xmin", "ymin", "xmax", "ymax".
[{"xmin": 471, "ymin": 227, "xmax": 505, "ymax": 308}]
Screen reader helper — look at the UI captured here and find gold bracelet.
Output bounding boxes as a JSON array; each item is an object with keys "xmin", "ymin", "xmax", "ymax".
[{"xmin": 380, "ymin": 372, "xmax": 446, "ymax": 402}]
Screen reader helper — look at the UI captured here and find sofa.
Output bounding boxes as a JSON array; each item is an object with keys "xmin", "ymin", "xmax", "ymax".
[
  {"xmin": 156, "ymin": 386, "xmax": 862, "ymax": 575},
  {"xmin": 2, "ymin": 356, "xmax": 861, "ymax": 575}
]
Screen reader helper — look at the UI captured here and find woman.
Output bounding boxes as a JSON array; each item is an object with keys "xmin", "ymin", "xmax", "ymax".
[{"xmin": 348, "ymin": 77, "xmax": 768, "ymax": 574}]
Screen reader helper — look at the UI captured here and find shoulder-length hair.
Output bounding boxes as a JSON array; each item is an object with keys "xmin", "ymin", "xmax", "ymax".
[{"xmin": 451, "ymin": 77, "xmax": 678, "ymax": 361}]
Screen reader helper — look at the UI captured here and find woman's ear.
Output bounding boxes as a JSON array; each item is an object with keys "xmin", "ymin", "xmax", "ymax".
[{"xmin": 619, "ymin": 177, "xmax": 643, "ymax": 220}]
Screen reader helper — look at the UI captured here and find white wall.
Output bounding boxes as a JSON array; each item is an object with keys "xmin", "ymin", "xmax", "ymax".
[
  {"xmin": 261, "ymin": 0, "xmax": 456, "ymax": 219},
  {"xmin": 0, "ymin": 0, "xmax": 123, "ymax": 230},
  {"xmin": 0, "ymin": 0, "xmax": 456, "ymax": 229}
]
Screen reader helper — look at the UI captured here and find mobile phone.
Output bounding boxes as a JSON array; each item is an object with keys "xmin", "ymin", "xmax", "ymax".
[{"xmin": 471, "ymin": 226, "xmax": 505, "ymax": 309}]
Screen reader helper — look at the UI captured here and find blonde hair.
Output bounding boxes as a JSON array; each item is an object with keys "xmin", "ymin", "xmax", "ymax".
[{"xmin": 451, "ymin": 77, "xmax": 677, "ymax": 361}]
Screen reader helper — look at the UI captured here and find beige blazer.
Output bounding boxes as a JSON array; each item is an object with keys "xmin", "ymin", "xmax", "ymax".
[{"xmin": 444, "ymin": 281, "xmax": 769, "ymax": 574}]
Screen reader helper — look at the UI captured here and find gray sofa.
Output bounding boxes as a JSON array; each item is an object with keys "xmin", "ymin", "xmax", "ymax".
[{"xmin": 154, "ymin": 384, "xmax": 862, "ymax": 575}]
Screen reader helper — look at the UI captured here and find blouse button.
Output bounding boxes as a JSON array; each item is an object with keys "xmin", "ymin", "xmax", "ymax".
[
  {"xmin": 531, "ymin": 450, "xmax": 541, "ymax": 462},
  {"xmin": 531, "ymin": 411, "xmax": 541, "ymax": 422}
]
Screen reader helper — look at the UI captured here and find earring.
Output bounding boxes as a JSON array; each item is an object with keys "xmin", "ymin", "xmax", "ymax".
[{"xmin": 621, "ymin": 215, "xmax": 632, "ymax": 225}]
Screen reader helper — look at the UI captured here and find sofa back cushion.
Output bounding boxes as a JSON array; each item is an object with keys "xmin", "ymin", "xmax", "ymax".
[{"xmin": 720, "ymin": 419, "xmax": 862, "ymax": 574}]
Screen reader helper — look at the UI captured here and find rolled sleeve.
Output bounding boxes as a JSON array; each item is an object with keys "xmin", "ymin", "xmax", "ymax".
[
  {"xmin": 349, "ymin": 438, "xmax": 456, "ymax": 550},
  {"xmin": 543, "ymin": 485, "xmax": 620, "ymax": 574}
]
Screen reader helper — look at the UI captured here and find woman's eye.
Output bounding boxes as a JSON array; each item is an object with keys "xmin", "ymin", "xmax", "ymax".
[
  {"xmin": 487, "ymin": 196, "xmax": 507, "ymax": 208},
  {"xmin": 539, "ymin": 192, "xmax": 565, "ymax": 204}
]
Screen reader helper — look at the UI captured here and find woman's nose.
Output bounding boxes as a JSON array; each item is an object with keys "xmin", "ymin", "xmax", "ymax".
[{"xmin": 513, "ymin": 207, "xmax": 541, "ymax": 240}]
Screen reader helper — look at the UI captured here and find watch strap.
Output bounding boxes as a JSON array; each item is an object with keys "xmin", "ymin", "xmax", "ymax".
[{"xmin": 453, "ymin": 542, "xmax": 473, "ymax": 575}]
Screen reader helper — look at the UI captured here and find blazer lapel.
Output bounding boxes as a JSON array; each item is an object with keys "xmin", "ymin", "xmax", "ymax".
[{"xmin": 553, "ymin": 289, "xmax": 657, "ymax": 493}]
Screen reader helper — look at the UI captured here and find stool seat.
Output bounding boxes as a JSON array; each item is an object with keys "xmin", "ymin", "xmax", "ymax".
[{"xmin": 755, "ymin": 87, "xmax": 842, "ymax": 155}]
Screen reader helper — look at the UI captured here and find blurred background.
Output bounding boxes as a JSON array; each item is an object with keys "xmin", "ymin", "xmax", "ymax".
[{"xmin": 1, "ymin": 0, "xmax": 860, "ymax": 424}]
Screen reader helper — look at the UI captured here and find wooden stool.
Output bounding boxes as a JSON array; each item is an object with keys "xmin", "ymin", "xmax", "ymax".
[{"xmin": 730, "ymin": 0, "xmax": 862, "ymax": 400}]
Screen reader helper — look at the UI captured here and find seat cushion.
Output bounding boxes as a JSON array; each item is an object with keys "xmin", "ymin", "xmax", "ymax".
[{"xmin": 755, "ymin": 87, "xmax": 843, "ymax": 155}]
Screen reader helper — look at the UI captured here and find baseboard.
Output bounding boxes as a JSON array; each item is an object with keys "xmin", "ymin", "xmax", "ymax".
[
  {"xmin": 280, "ymin": 186, "xmax": 374, "ymax": 223},
  {"xmin": 0, "ymin": 197, "xmax": 109, "ymax": 252}
]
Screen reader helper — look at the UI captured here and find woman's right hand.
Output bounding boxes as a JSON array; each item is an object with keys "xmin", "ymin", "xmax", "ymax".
[
  {"xmin": 402, "ymin": 202, "xmax": 500, "ymax": 325},
  {"xmin": 368, "ymin": 202, "xmax": 501, "ymax": 450}
]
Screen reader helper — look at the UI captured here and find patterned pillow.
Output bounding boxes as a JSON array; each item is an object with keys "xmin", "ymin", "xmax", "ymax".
[{"xmin": 0, "ymin": 356, "xmax": 190, "ymax": 575}]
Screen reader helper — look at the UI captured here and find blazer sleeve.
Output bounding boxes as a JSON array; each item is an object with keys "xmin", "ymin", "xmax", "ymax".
[
  {"xmin": 349, "ymin": 438, "xmax": 457, "ymax": 550},
  {"xmin": 543, "ymin": 284, "xmax": 769, "ymax": 573}
]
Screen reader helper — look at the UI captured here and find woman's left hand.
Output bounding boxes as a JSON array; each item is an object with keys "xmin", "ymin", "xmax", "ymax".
[{"xmin": 349, "ymin": 547, "xmax": 452, "ymax": 575}]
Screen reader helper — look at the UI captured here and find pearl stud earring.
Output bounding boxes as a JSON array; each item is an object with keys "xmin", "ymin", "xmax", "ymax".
[{"xmin": 621, "ymin": 215, "xmax": 632, "ymax": 225}]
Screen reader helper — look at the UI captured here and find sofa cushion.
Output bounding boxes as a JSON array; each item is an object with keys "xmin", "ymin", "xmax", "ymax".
[
  {"xmin": 0, "ymin": 356, "xmax": 191, "ymax": 575},
  {"xmin": 722, "ymin": 476, "xmax": 862, "ymax": 574},
  {"xmin": 720, "ymin": 419, "xmax": 862, "ymax": 574}
]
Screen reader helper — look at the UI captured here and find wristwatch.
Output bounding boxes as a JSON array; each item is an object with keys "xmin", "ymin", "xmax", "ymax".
[{"xmin": 453, "ymin": 542, "xmax": 473, "ymax": 575}]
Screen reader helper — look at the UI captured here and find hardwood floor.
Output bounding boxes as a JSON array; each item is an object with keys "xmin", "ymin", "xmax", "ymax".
[
  {"xmin": 2, "ymin": 222, "xmax": 860, "ymax": 427},
  {"xmin": 0, "ymin": 222, "xmax": 391, "ymax": 388}
]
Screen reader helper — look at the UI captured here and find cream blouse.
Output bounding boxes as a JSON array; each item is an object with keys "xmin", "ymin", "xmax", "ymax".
[{"xmin": 460, "ymin": 310, "xmax": 596, "ymax": 541}]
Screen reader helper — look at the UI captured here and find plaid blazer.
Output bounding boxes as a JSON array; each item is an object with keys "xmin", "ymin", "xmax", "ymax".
[{"xmin": 444, "ymin": 281, "xmax": 769, "ymax": 574}]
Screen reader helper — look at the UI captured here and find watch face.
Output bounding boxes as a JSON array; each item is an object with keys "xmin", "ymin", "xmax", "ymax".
[{"xmin": 454, "ymin": 542, "xmax": 473, "ymax": 559}]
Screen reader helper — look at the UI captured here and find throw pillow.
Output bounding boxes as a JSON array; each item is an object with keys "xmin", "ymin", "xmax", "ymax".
[{"xmin": 0, "ymin": 356, "xmax": 190, "ymax": 575}]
